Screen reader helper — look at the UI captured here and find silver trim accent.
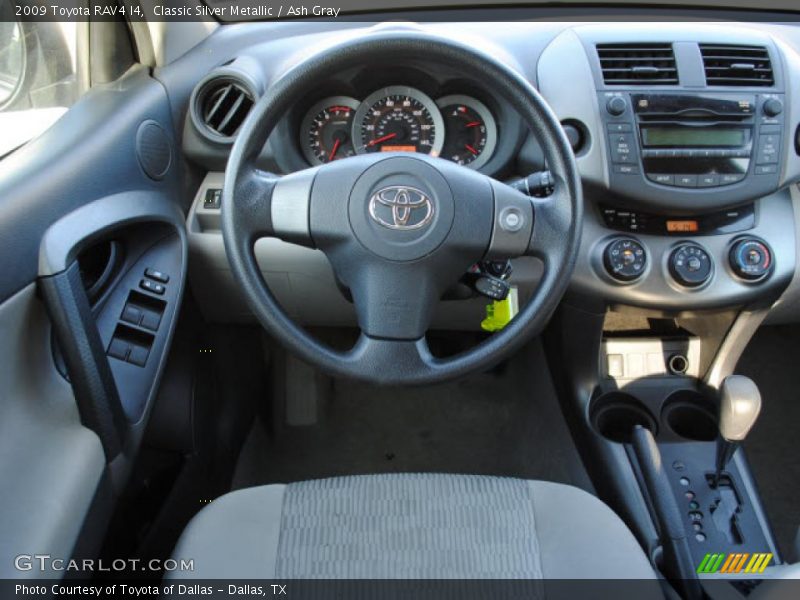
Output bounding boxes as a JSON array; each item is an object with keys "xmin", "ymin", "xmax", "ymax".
[
  {"xmin": 368, "ymin": 186, "xmax": 435, "ymax": 230},
  {"xmin": 271, "ymin": 170, "xmax": 317, "ymax": 242}
]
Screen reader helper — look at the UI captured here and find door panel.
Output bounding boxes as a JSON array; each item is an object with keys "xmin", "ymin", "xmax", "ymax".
[
  {"xmin": 0, "ymin": 284, "xmax": 105, "ymax": 578},
  {"xmin": 0, "ymin": 61, "xmax": 186, "ymax": 575}
]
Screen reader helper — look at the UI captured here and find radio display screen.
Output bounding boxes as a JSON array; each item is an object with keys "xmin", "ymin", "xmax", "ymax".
[{"xmin": 641, "ymin": 127, "xmax": 745, "ymax": 148}]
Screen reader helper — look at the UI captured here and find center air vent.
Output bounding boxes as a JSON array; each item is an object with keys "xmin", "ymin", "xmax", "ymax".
[
  {"xmin": 194, "ymin": 77, "xmax": 254, "ymax": 140},
  {"xmin": 700, "ymin": 44, "xmax": 774, "ymax": 87},
  {"xmin": 597, "ymin": 43, "xmax": 678, "ymax": 85}
]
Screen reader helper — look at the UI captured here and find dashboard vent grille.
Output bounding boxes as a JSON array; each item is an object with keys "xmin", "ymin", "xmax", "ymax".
[
  {"xmin": 198, "ymin": 79, "xmax": 254, "ymax": 138},
  {"xmin": 597, "ymin": 43, "xmax": 678, "ymax": 85},
  {"xmin": 700, "ymin": 44, "xmax": 774, "ymax": 87}
]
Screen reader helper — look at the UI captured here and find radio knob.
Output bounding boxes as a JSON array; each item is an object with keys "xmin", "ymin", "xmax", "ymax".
[
  {"xmin": 730, "ymin": 238, "xmax": 773, "ymax": 281},
  {"xmin": 606, "ymin": 96, "xmax": 628, "ymax": 117},
  {"xmin": 763, "ymin": 98, "xmax": 783, "ymax": 117}
]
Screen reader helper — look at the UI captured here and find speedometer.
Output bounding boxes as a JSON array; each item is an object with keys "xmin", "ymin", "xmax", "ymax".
[{"xmin": 353, "ymin": 86, "xmax": 444, "ymax": 156}]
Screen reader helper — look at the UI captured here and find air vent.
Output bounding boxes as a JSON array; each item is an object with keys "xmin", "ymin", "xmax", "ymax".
[
  {"xmin": 196, "ymin": 78, "xmax": 254, "ymax": 139},
  {"xmin": 597, "ymin": 43, "xmax": 678, "ymax": 85},
  {"xmin": 700, "ymin": 44, "xmax": 774, "ymax": 87}
]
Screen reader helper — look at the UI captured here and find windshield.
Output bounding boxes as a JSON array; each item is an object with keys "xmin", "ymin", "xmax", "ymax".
[{"xmin": 198, "ymin": 0, "xmax": 800, "ymax": 21}]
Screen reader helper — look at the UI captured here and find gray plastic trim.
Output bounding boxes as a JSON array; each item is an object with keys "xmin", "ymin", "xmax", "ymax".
[
  {"xmin": 38, "ymin": 191, "xmax": 186, "ymax": 277},
  {"xmin": 0, "ymin": 284, "xmax": 105, "ymax": 578},
  {"xmin": 271, "ymin": 168, "xmax": 318, "ymax": 243},
  {"xmin": 537, "ymin": 28, "xmax": 608, "ymax": 189}
]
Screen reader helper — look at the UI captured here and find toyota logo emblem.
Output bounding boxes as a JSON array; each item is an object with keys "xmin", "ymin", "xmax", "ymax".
[{"xmin": 368, "ymin": 186, "xmax": 434, "ymax": 230}]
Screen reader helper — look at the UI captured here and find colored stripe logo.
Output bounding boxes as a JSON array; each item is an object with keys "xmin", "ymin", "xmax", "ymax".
[{"xmin": 696, "ymin": 553, "xmax": 773, "ymax": 574}]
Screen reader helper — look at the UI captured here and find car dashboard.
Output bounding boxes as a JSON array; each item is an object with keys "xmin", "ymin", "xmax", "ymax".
[{"xmin": 167, "ymin": 20, "xmax": 800, "ymax": 328}]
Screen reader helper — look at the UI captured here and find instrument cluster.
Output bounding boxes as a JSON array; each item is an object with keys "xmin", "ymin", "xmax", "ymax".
[{"xmin": 300, "ymin": 85, "xmax": 498, "ymax": 170}]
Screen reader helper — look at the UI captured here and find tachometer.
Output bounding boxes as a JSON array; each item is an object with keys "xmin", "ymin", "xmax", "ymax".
[
  {"xmin": 301, "ymin": 97, "xmax": 360, "ymax": 165},
  {"xmin": 353, "ymin": 86, "xmax": 444, "ymax": 156},
  {"xmin": 436, "ymin": 95, "xmax": 497, "ymax": 170}
]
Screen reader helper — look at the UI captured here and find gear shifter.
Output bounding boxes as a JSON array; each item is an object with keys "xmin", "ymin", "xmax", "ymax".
[{"xmin": 713, "ymin": 375, "xmax": 762, "ymax": 487}]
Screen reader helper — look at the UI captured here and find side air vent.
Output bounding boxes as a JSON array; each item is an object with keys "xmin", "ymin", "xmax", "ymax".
[
  {"xmin": 194, "ymin": 77, "xmax": 255, "ymax": 140},
  {"xmin": 700, "ymin": 44, "xmax": 774, "ymax": 87},
  {"xmin": 597, "ymin": 43, "xmax": 678, "ymax": 85}
]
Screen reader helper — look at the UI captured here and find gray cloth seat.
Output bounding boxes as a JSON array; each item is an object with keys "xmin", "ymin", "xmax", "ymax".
[{"xmin": 170, "ymin": 473, "xmax": 657, "ymax": 580}]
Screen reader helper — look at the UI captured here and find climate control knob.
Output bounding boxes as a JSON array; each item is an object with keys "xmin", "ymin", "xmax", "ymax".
[
  {"xmin": 730, "ymin": 238, "xmax": 773, "ymax": 281},
  {"xmin": 669, "ymin": 243, "xmax": 713, "ymax": 288},
  {"xmin": 604, "ymin": 237, "xmax": 647, "ymax": 282}
]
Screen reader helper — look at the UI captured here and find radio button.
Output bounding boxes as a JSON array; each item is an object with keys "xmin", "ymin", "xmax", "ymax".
[
  {"xmin": 614, "ymin": 164, "xmax": 639, "ymax": 175},
  {"xmin": 607, "ymin": 122, "xmax": 633, "ymax": 133},
  {"xmin": 676, "ymin": 175, "xmax": 698, "ymax": 188},
  {"xmin": 719, "ymin": 173, "xmax": 746, "ymax": 185},
  {"xmin": 648, "ymin": 173, "xmax": 674, "ymax": 186},
  {"xmin": 756, "ymin": 134, "xmax": 781, "ymax": 164},
  {"xmin": 755, "ymin": 165, "xmax": 778, "ymax": 175},
  {"xmin": 609, "ymin": 133, "xmax": 636, "ymax": 162},
  {"xmin": 698, "ymin": 174, "xmax": 720, "ymax": 187}
]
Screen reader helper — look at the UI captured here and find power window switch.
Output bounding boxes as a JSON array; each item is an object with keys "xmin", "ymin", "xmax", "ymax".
[
  {"xmin": 121, "ymin": 303, "xmax": 143, "ymax": 326},
  {"xmin": 140, "ymin": 279, "xmax": 165, "ymax": 295},
  {"xmin": 108, "ymin": 338, "xmax": 130, "ymax": 361},
  {"xmin": 140, "ymin": 309, "xmax": 162, "ymax": 332},
  {"xmin": 145, "ymin": 268, "xmax": 169, "ymax": 283},
  {"xmin": 127, "ymin": 345, "xmax": 149, "ymax": 367}
]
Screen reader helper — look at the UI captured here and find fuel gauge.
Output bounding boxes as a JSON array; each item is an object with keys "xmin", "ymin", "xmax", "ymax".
[{"xmin": 437, "ymin": 95, "xmax": 497, "ymax": 170}]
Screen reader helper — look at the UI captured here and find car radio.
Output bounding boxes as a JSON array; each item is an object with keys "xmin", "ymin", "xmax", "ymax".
[{"xmin": 600, "ymin": 91, "xmax": 784, "ymax": 207}]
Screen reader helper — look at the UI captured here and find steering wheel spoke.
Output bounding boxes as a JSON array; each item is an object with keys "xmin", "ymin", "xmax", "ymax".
[
  {"xmin": 485, "ymin": 179, "xmax": 536, "ymax": 260},
  {"xmin": 527, "ymin": 180, "xmax": 575, "ymax": 265},
  {"xmin": 342, "ymin": 262, "xmax": 446, "ymax": 341},
  {"xmin": 346, "ymin": 333, "xmax": 439, "ymax": 385},
  {"xmin": 270, "ymin": 166, "xmax": 319, "ymax": 247}
]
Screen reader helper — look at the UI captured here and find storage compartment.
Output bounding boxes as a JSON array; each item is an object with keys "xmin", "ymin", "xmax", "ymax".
[
  {"xmin": 662, "ymin": 390, "xmax": 718, "ymax": 441},
  {"xmin": 590, "ymin": 392, "xmax": 657, "ymax": 443}
]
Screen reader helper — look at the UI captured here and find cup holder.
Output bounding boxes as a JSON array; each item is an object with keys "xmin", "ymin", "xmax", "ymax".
[
  {"xmin": 662, "ymin": 391, "xmax": 718, "ymax": 442},
  {"xmin": 590, "ymin": 392, "xmax": 658, "ymax": 443}
]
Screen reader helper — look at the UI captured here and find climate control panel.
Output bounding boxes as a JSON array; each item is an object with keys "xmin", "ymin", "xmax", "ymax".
[{"xmin": 599, "ymin": 236, "xmax": 777, "ymax": 291}]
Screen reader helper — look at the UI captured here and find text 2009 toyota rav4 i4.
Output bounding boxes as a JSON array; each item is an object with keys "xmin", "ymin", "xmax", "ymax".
[{"xmin": 1, "ymin": 1, "xmax": 800, "ymax": 598}]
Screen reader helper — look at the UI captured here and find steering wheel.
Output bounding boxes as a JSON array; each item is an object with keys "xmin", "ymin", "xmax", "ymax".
[{"xmin": 222, "ymin": 33, "xmax": 582, "ymax": 385}]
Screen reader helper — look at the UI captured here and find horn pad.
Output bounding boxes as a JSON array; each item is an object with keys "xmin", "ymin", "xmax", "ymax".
[{"xmin": 348, "ymin": 157, "xmax": 455, "ymax": 262}]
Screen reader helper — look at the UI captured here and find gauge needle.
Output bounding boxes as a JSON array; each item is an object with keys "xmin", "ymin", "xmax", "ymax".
[
  {"xmin": 465, "ymin": 144, "xmax": 479, "ymax": 155},
  {"xmin": 367, "ymin": 133, "xmax": 398, "ymax": 147},
  {"xmin": 329, "ymin": 138, "xmax": 341, "ymax": 160},
  {"xmin": 465, "ymin": 121, "xmax": 481, "ymax": 128}
]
